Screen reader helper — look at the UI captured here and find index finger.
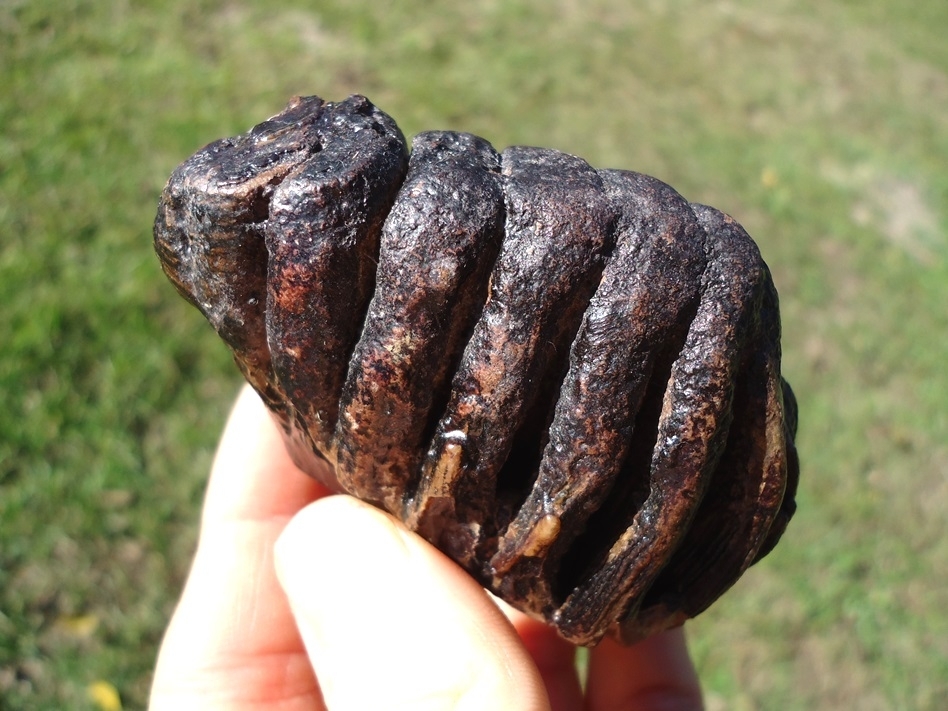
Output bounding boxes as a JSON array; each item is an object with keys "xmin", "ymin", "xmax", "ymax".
[
  {"xmin": 201, "ymin": 383, "xmax": 332, "ymax": 525},
  {"xmin": 150, "ymin": 385, "xmax": 330, "ymax": 710},
  {"xmin": 585, "ymin": 628, "xmax": 703, "ymax": 711}
]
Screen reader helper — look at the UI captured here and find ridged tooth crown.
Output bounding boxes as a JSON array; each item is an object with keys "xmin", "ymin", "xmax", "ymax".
[{"xmin": 154, "ymin": 94, "xmax": 799, "ymax": 646}]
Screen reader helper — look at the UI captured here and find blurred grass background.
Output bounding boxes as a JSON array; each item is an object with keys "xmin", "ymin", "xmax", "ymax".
[{"xmin": 1, "ymin": 0, "xmax": 946, "ymax": 708}]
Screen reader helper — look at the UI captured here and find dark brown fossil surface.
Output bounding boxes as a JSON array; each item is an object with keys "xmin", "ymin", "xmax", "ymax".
[{"xmin": 154, "ymin": 94, "xmax": 799, "ymax": 646}]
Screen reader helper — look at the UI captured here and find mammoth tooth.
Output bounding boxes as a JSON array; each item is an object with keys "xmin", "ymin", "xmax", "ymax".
[
  {"xmin": 154, "ymin": 94, "xmax": 799, "ymax": 647},
  {"xmin": 335, "ymin": 130, "xmax": 505, "ymax": 515},
  {"xmin": 265, "ymin": 96, "xmax": 409, "ymax": 463},
  {"xmin": 490, "ymin": 170, "xmax": 707, "ymax": 630},
  {"xmin": 153, "ymin": 95, "xmax": 326, "ymax": 416},
  {"xmin": 408, "ymin": 145, "xmax": 616, "ymax": 566}
]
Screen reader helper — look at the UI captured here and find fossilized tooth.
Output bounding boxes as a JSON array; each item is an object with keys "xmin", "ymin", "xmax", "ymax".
[
  {"xmin": 153, "ymin": 95, "xmax": 326, "ymax": 416},
  {"xmin": 335, "ymin": 130, "xmax": 505, "ymax": 515},
  {"xmin": 154, "ymin": 94, "xmax": 800, "ymax": 647},
  {"xmin": 264, "ymin": 95, "xmax": 409, "ymax": 462},
  {"xmin": 552, "ymin": 203, "xmax": 787, "ymax": 644},
  {"xmin": 490, "ymin": 170, "xmax": 708, "ymax": 630},
  {"xmin": 407, "ymin": 145, "xmax": 616, "ymax": 566}
]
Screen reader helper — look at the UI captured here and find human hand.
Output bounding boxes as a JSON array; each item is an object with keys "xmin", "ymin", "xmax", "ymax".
[{"xmin": 149, "ymin": 384, "xmax": 704, "ymax": 710}]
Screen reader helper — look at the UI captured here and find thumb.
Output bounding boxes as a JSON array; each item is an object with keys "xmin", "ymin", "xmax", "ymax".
[{"xmin": 274, "ymin": 495, "xmax": 552, "ymax": 711}]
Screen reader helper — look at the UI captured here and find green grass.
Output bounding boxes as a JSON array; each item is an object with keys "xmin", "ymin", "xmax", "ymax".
[{"xmin": 2, "ymin": 0, "xmax": 946, "ymax": 708}]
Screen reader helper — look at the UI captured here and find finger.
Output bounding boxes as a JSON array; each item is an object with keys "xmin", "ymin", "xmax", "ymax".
[
  {"xmin": 150, "ymin": 385, "xmax": 329, "ymax": 711},
  {"xmin": 275, "ymin": 495, "xmax": 553, "ymax": 711},
  {"xmin": 584, "ymin": 627, "xmax": 703, "ymax": 711},
  {"xmin": 201, "ymin": 383, "xmax": 333, "ymax": 525},
  {"xmin": 493, "ymin": 598, "xmax": 583, "ymax": 711}
]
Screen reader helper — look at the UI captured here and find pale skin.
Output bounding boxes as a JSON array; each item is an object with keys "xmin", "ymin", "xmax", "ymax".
[{"xmin": 149, "ymin": 384, "xmax": 704, "ymax": 711}]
